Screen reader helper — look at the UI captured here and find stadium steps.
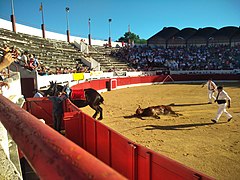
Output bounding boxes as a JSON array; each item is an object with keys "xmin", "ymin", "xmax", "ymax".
[
  {"xmin": 0, "ymin": 28, "xmax": 86, "ymax": 71},
  {"xmin": 89, "ymin": 46, "xmax": 130, "ymax": 71}
]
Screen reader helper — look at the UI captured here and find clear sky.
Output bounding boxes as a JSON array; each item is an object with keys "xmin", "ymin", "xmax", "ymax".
[{"xmin": 0, "ymin": 0, "xmax": 239, "ymax": 41}]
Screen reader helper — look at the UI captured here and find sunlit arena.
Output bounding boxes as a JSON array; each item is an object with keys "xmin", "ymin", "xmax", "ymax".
[
  {"xmin": 0, "ymin": 0, "xmax": 240, "ymax": 179},
  {"xmin": 81, "ymin": 82, "xmax": 240, "ymax": 180}
]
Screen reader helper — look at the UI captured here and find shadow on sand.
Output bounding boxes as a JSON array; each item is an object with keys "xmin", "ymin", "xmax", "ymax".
[
  {"xmin": 123, "ymin": 114, "xmax": 139, "ymax": 119},
  {"xmin": 144, "ymin": 121, "xmax": 227, "ymax": 131},
  {"xmin": 167, "ymin": 102, "xmax": 210, "ymax": 107}
]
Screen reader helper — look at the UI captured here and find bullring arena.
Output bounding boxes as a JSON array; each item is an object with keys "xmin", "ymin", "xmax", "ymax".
[
  {"xmin": 81, "ymin": 81, "xmax": 240, "ymax": 180},
  {"xmin": 1, "ymin": 17, "xmax": 240, "ymax": 179}
]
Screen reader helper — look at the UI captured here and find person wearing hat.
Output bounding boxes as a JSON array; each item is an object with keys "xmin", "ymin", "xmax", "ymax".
[{"xmin": 211, "ymin": 86, "xmax": 232, "ymax": 123}]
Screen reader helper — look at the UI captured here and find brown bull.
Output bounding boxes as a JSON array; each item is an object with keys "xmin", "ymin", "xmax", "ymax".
[{"xmin": 135, "ymin": 105, "xmax": 180, "ymax": 119}]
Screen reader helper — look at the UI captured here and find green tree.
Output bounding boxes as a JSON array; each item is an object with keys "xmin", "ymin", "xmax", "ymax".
[{"xmin": 118, "ymin": 32, "xmax": 146, "ymax": 44}]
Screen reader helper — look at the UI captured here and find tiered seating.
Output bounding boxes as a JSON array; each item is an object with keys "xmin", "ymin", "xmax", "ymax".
[
  {"xmin": 89, "ymin": 46, "xmax": 130, "ymax": 71},
  {"xmin": 0, "ymin": 28, "xmax": 84, "ymax": 71}
]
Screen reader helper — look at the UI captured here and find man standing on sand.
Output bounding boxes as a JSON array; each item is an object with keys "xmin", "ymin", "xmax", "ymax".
[
  {"xmin": 211, "ymin": 86, "xmax": 232, "ymax": 123},
  {"xmin": 202, "ymin": 79, "xmax": 217, "ymax": 104}
]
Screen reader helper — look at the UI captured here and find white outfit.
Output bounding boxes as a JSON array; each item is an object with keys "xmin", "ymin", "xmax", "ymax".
[
  {"xmin": 21, "ymin": 54, "xmax": 28, "ymax": 65},
  {"xmin": 33, "ymin": 92, "xmax": 43, "ymax": 98},
  {"xmin": 213, "ymin": 90, "xmax": 232, "ymax": 122},
  {"xmin": 205, "ymin": 81, "xmax": 217, "ymax": 103}
]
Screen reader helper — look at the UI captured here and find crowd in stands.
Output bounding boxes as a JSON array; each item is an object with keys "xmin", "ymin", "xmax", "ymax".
[
  {"xmin": 111, "ymin": 44, "xmax": 240, "ymax": 71},
  {"xmin": 0, "ymin": 44, "xmax": 91, "ymax": 77},
  {"xmin": 2, "ymin": 43, "xmax": 240, "ymax": 77},
  {"xmin": 16, "ymin": 50, "xmax": 39, "ymax": 70},
  {"xmin": 37, "ymin": 63, "xmax": 90, "ymax": 76}
]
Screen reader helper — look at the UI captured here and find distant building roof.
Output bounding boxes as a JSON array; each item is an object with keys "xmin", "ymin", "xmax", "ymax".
[
  {"xmin": 148, "ymin": 27, "xmax": 179, "ymax": 41},
  {"xmin": 212, "ymin": 26, "xmax": 239, "ymax": 38},
  {"xmin": 147, "ymin": 26, "xmax": 240, "ymax": 46},
  {"xmin": 172, "ymin": 28, "xmax": 197, "ymax": 40},
  {"xmin": 191, "ymin": 27, "xmax": 217, "ymax": 39}
]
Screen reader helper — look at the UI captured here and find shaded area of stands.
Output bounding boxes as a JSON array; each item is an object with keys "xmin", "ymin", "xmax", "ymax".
[
  {"xmin": 148, "ymin": 26, "xmax": 240, "ymax": 47},
  {"xmin": 111, "ymin": 45, "xmax": 240, "ymax": 71}
]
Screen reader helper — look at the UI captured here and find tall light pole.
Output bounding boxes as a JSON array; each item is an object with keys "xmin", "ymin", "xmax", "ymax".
[
  {"xmin": 108, "ymin": 18, "xmax": 112, "ymax": 47},
  {"xmin": 39, "ymin": 2, "xmax": 46, "ymax": 38},
  {"xmin": 88, "ymin": 18, "xmax": 91, "ymax": 46},
  {"xmin": 128, "ymin": 24, "xmax": 131, "ymax": 47},
  {"xmin": 65, "ymin": 7, "xmax": 70, "ymax": 43},
  {"xmin": 10, "ymin": 0, "xmax": 16, "ymax": 32}
]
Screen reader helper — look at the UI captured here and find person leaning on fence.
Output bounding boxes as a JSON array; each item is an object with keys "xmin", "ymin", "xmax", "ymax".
[
  {"xmin": 211, "ymin": 86, "xmax": 232, "ymax": 123},
  {"xmin": 48, "ymin": 91, "xmax": 68, "ymax": 133},
  {"xmin": 202, "ymin": 79, "xmax": 217, "ymax": 104}
]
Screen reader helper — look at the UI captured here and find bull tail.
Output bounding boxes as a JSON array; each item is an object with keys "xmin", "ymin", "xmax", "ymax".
[{"xmin": 100, "ymin": 95, "xmax": 104, "ymax": 105}]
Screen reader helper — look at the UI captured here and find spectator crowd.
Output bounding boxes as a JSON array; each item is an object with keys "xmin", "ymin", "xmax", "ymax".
[
  {"xmin": 111, "ymin": 44, "xmax": 240, "ymax": 71},
  {"xmin": 0, "ymin": 44, "xmax": 91, "ymax": 77},
  {"xmin": 2, "ymin": 43, "xmax": 240, "ymax": 78}
]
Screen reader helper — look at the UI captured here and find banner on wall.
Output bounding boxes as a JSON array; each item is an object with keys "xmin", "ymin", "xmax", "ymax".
[
  {"xmin": 90, "ymin": 71, "xmax": 103, "ymax": 76},
  {"xmin": 73, "ymin": 73, "xmax": 84, "ymax": 80}
]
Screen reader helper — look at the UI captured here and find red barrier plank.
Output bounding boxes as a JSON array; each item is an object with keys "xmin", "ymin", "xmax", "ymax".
[
  {"xmin": 84, "ymin": 113, "xmax": 97, "ymax": 156},
  {"xmin": 25, "ymin": 98, "xmax": 53, "ymax": 125},
  {"xmin": 95, "ymin": 122, "xmax": 111, "ymax": 165},
  {"xmin": 64, "ymin": 111, "xmax": 83, "ymax": 147},
  {"xmin": 0, "ymin": 95, "xmax": 126, "ymax": 179},
  {"xmin": 110, "ymin": 131, "xmax": 135, "ymax": 178}
]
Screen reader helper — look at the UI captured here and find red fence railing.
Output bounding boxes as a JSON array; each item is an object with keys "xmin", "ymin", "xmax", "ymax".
[
  {"xmin": 24, "ymin": 74, "xmax": 218, "ymax": 179},
  {"xmin": 24, "ymin": 97, "xmax": 213, "ymax": 180},
  {"xmin": 0, "ymin": 95, "xmax": 126, "ymax": 179}
]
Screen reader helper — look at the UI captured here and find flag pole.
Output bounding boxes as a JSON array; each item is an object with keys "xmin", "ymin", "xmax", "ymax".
[
  {"xmin": 108, "ymin": 19, "xmax": 112, "ymax": 47},
  {"xmin": 65, "ymin": 7, "xmax": 70, "ymax": 43},
  {"xmin": 88, "ymin": 18, "xmax": 91, "ymax": 46},
  {"xmin": 10, "ymin": 0, "xmax": 16, "ymax": 32},
  {"xmin": 40, "ymin": 2, "xmax": 46, "ymax": 38}
]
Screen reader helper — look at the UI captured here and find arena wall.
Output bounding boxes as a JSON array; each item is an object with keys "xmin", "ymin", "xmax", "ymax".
[
  {"xmin": 4, "ymin": 74, "xmax": 237, "ymax": 179},
  {"xmin": 0, "ymin": 18, "xmax": 122, "ymax": 47},
  {"xmin": 23, "ymin": 74, "xmax": 216, "ymax": 179}
]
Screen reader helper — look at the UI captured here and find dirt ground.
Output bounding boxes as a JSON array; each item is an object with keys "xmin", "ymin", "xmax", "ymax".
[{"xmin": 81, "ymin": 82, "xmax": 240, "ymax": 180}]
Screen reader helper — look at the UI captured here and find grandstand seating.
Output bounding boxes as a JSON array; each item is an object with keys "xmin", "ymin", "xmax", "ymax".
[
  {"xmin": 111, "ymin": 44, "xmax": 240, "ymax": 71},
  {"xmin": 0, "ymin": 28, "xmax": 131, "ymax": 73},
  {"xmin": 0, "ymin": 28, "xmax": 85, "ymax": 71}
]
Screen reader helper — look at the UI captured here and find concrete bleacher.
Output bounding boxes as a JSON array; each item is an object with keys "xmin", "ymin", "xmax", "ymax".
[
  {"xmin": 89, "ymin": 46, "xmax": 130, "ymax": 71},
  {"xmin": 0, "ymin": 28, "xmax": 131, "ymax": 72},
  {"xmin": 0, "ymin": 28, "xmax": 84, "ymax": 71}
]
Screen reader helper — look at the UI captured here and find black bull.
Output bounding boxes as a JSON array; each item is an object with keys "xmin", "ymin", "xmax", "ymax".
[{"xmin": 44, "ymin": 82, "xmax": 104, "ymax": 120}]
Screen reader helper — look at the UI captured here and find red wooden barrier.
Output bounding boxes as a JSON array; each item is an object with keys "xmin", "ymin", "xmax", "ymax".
[
  {"xmin": 0, "ymin": 95, "xmax": 126, "ymax": 179},
  {"xmin": 62, "ymin": 110, "xmax": 214, "ymax": 180},
  {"xmin": 66, "ymin": 75, "xmax": 216, "ymax": 179},
  {"xmin": 12, "ymin": 75, "xmax": 222, "ymax": 179}
]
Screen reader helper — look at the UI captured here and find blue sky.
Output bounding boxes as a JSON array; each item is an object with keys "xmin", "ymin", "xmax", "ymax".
[{"xmin": 0, "ymin": 0, "xmax": 239, "ymax": 41}]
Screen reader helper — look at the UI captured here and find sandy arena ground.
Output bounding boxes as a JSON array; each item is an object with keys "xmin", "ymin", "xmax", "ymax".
[{"xmin": 81, "ymin": 82, "xmax": 240, "ymax": 180}]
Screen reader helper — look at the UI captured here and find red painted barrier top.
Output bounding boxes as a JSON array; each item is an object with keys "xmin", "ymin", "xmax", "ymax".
[
  {"xmin": 71, "ymin": 89, "xmax": 85, "ymax": 100},
  {"xmin": 0, "ymin": 95, "xmax": 126, "ymax": 180}
]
